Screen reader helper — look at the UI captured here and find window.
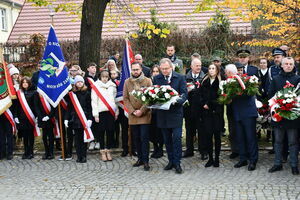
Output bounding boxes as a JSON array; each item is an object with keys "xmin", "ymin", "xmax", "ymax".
[{"xmin": 0, "ymin": 8, "xmax": 7, "ymax": 31}]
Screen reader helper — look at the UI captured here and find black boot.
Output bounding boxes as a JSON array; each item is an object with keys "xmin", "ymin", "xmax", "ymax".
[
  {"xmin": 213, "ymin": 156, "xmax": 219, "ymax": 167},
  {"xmin": 205, "ymin": 154, "xmax": 214, "ymax": 168}
]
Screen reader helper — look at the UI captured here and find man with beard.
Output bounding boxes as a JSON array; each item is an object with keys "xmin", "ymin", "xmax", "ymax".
[{"xmin": 165, "ymin": 45, "xmax": 183, "ymax": 74}]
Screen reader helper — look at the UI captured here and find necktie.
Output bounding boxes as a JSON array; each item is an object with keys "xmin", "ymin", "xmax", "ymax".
[{"xmin": 165, "ymin": 75, "xmax": 170, "ymax": 83}]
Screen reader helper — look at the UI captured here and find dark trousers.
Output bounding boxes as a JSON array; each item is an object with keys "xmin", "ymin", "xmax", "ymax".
[
  {"xmin": 228, "ymin": 113, "xmax": 239, "ymax": 154},
  {"xmin": 150, "ymin": 114, "xmax": 163, "ymax": 153},
  {"xmin": 161, "ymin": 127, "xmax": 182, "ymax": 165},
  {"xmin": 235, "ymin": 117, "xmax": 258, "ymax": 163},
  {"xmin": 42, "ymin": 128, "xmax": 54, "ymax": 156},
  {"xmin": 62, "ymin": 125, "xmax": 74, "ymax": 157},
  {"xmin": 132, "ymin": 124, "xmax": 150, "ymax": 163},
  {"xmin": 118, "ymin": 108, "xmax": 132, "ymax": 152},
  {"xmin": 274, "ymin": 128, "xmax": 298, "ymax": 167},
  {"xmin": 0, "ymin": 122, "xmax": 14, "ymax": 158},
  {"xmin": 74, "ymin": 128, "xmax": 87, "ymax": 160},
  {"xmin": 98, "ymin": 111, "xmax": 115, "ymax": 150},
  {"xmin": 206, "ymin": 131, "xmax": 221, "ymax": 159},
  {"xmin": 19, "ymin": 129, "xmax": 34, "ymax": 156},
  {"xmin": 185, "ymin": 116, "xmax": 206, "ymax": 154}
]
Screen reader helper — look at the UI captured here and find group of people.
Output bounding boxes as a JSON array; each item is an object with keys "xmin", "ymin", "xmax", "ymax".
[{"xmin": 0, "ymin": 44, "xmax": 299, "ymax": 175}]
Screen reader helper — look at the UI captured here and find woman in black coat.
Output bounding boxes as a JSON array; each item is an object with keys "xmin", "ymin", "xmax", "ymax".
[
  {"xmin": 268, "ymin": 57, "xmax": 300, "ymax": 175},
  {"xmin": 201, "ymin": 64, "xmax": 224, "ymax": 168},
  {"xmin": 65, "ymin": 75, "xmax": 92, "ymax": 163},
  {"xmin": 14, "ymin": 77, "xmax": 36, "ymax": 159},
  {"xmin": 33, "ymin": 91, "xmax": 56, "ymax": 160}
]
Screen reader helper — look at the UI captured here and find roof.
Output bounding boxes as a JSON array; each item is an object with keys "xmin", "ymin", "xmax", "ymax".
[
  {"xmin": 8, "ymin": 0, "xmax": 251, "ymax": 43},
  {"xmin": 1, "ymin": 0, "xmax": 25, "ymax": 6}
]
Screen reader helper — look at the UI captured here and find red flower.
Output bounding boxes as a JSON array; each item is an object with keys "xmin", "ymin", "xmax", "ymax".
[
  {"xmin": 150, "ymin": 89, "xmax": 155, "ymax": 94},
  {"xmin": 222, "ymin": 93, "xmax": 227, "ymax": 97},
  {"xmin": 170, "ymin": 92, "xmax": 175, "ymax": 96},
  {"xmin": 273, "ymin": 113, "xmax": 282, "ymax": 122},
  {"xmin": 283, "ymin": 81, "xmax": 294, "ymax": 88}
]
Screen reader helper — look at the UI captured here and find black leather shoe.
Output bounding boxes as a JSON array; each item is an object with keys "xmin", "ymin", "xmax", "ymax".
[
  {"xmin": 201, "ymin": 154, "xmax": 208, "ymax": 160},
  {"xmin": 164, "ymin": 162, "xmax": 174, "ymax": 170},
  {"xmin": 76, "ymin": 158, "xmax": 81, "ymax": 163},
  {"xmin": 205, "ymin": 159, "xmax": 214, "ymax": 168},
  {"xmin": 291, "ymin": 167, "xmax": 299, "ymax": 175},
  {"xmin": 22, "ymin": 154, "xmax": 29, "ymax": 159},
  {"xmin": 268, "ymin": 150, "xmax": 275, "ymax": 154},
  {"xmin": 174, "ymin": 165, "xmax": 183, "ymax": 174},
  {"xmin": 268, "ymin": 165, "xmax": 283, "ymax": 173},
  {"xmin": 132, "ymin": 152, "xmax": 137, "ymax": 157},
  {"xmin": 248, "ymin": 163, "xmax": 256, "ymax": 171},
  {"xmin": 47, "ymin": 155, "xmax": 54, "ymax": 160},
  {"xmin": 80, "ymin": 157, "xmax": 87, "ymax": 163},
  {"xmin": 234, "ymin": 161, "xmax": 248, "ymax": 168},
  {"xmin": 213, "ymin": 159, "xmax": 220, "ymax": 167},
  {"xmin": 121, "ymin": 151, "xmax": 128, "ymax": 157},
  {"xmin": 29, "ymin": 154, "xmax": 34, "ymax": 159},
  {"xmin": 144, "ymin": 163, "xmax": 150, "ymax": 171},
  {"xmin": 6, "ymin": 155, "xmax": 13, "ymax": 160},
  {"xmin": 133, "ymin": 160, "xmax": 144, "ymax": 167},
  {"xmin": 229, "ymin": 152, "xmax": 239, "ymax": 159},
  {"xmin": 151, "ymin": 151, "xmax": 163, "ymax": 159},
  {"xmin": 183, "ymin": 152, "xmax": 194, "ymax": 158}
]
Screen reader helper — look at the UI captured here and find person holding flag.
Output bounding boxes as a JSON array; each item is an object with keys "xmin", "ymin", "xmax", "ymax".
[
  {"xmin": 116, "ymin": 39, "xmax": 135, "ymax": 157},
  {"xmin": 37, "ymin": 25, "xmax": 72, "ymax": 160},
  {"xmin": 65, "ymin": 75, "xmax": 93, "ymax": 163}
]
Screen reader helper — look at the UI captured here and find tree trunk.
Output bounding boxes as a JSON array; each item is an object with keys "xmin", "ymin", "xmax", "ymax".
[{"xmin": 79, "ymin": 0, "xmax": 109, "ymax": 70}]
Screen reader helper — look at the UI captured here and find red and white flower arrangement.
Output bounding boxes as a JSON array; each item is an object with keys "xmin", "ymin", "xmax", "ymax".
[
  {"xmin": 268, "ymin": 81, "xmax": 300, "ymax": 122},
  {"xmin": 131, "ymin": 85, "xmax": 179, "ymax": 106},
  {"xmin": 218, "ymin": 74, "xmax": 260, "ymax": 104}
]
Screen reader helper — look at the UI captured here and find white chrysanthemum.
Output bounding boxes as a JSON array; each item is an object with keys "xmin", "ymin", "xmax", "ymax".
[
  {"xmin": 137, "ymin": 91, "xmax": 141, "ymax": 96},
  {"xmin": 283, "ymin": 100, "xmax": 286, "ymax": 104},
  {"xmin": 154, "ymin": 88, "xmax": 159, "ymax": 93},
  {"xmin": 161, "ymin": 87, "xmax": 167, "ymax": 92},
  {"xmin": 141, "ymin": 96, "xmax": 146, "ymax": 102},
  {"xmin": 164, "ymin": 93, "xmax": 171, "ymax": 99}
]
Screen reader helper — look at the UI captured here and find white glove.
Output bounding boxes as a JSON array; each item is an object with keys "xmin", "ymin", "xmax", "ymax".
[
  {"xmin": 14, "ymin": 118, "xmax": 20, "ymax": 124},
  {"xmin": 64, "ymin": 120, "xmax": 69, "ymax": 128},
  {"xmin": 87, "ymin": 120, "xmax": 92, "ymax": 128},
  {"xmin": 42, "ymin": 116, "xmax": 50, "ymax": 122}
]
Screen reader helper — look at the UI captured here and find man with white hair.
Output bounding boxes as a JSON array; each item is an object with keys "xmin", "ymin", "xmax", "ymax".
[
  {"xmin": 225, "ymin": 64, "xmax": 259, "ymax": 171},
  {"xmin": 134, "ymin": 54, "xmax": 151, "ymax": 78},
  {"xmin": 183, "ymin": 58, "xmax": 207, "ymax": 159}
]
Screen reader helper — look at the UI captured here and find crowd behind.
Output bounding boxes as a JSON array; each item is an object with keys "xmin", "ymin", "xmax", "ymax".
[{"xmin": 0, "ymin": 44, "xmax": 299, "ymax": 175}]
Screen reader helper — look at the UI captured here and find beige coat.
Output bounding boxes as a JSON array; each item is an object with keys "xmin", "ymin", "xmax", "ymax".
[{"xmin": 123, "ymin": 74, "xmax": 152, "ymax": 125}]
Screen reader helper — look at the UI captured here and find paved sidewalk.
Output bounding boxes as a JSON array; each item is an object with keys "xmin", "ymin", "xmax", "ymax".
[{"xmin": 0, "ymin": 151, "xmax": 299, "ymax": 200}]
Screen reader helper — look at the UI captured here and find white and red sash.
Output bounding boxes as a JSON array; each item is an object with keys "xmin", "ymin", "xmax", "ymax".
[
  {"xmin": 60, "ymin": 98, "xmax": 68, "ymax": 110},
  {"xmin": 16, "ymin": 90, "xmax": 41, "ymax": 137},
  {"xmin": 117, "ymin": 101, "xmax": 129, "ymax": 118},
  {"xmin": 68, "ymin": 92, "xmax": 94, "ymax": 143},
  {"xmin": 4, "ymin": 109, "xmax": 16, "ymax": 134},
  {"xmin": 39, "ymin": 95, "xmax": 60, "ymax": 138},
  {"xmin": 233, "ymin": 75, "xmax": 246, "ymax": 90},
  {"xmin": 88, "ymin": 78, "xmax": 117, "ymax": 117}
]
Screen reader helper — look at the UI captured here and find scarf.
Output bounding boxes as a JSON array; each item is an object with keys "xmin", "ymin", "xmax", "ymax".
[
  {"xmin": 167, "ymin": 54, "xmax": 177, "ymax": 62},
  {"xmin": 129, "ymin": 72, "xmax": 145, "ymax": 90}
]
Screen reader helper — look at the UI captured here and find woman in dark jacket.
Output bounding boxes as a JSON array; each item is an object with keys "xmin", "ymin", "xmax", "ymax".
[
  {"xmin": 268, "ymin": 57, "xmax": 300, "ymax": 175},
  {"xmin": 33, "ymin": 92, "xmax": 56, "ymax": 160},
  {"xmin": 201, "ymin": 64, "xmax": 224, "ymax": 168},
  {"xmin": 65, "ymin": 75, "xmax": 92, "ymax": 163},
  {"xmin": 14, "ymin": 77, "xmax": 36, "ymax": 159}
]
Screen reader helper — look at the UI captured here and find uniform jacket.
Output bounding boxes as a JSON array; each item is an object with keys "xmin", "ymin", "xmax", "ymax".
[
  {"xmin": 33, "ymin": 92, "xmax": 56, "ymax": 129},
  {"xmin": 65, "ymin": 90, "xmax": 92, "ymax": 129},
  {"xmin": 123, "ymin": 73, "xmax": 152, "ymax": 125},
  {"xmin": 91, "ymin": 80, "xmax": 119, "ymax": 117},
  {"xmin": 153, "ymin": 71, "xmax": 188, "ymax": 128},
  {"xmin": 13, "ymin": 89, "xmax": 35, "ymax": 130}
]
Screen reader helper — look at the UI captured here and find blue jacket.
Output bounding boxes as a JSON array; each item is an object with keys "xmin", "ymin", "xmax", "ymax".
[
  {"xmin": 153, "ymin": 71, "xmax": 187, "ymax": 128},
  {"xmin": 246, "ymin": 65, "xmax": 259, "ymax": 77},
  {"xmin": 232, "ymin": 95, "xmax": 258, "ymax": 121}
]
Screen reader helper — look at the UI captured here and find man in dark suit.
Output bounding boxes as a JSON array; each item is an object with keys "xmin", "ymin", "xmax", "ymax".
[
  {"xmin": 153, "ymin": 58, "xmax": 188, "ymax": 174},
  {"xmin": 225, "ymin": 64, "xmax": 259, "ymax": 171},
  {"xmin": 236, "ymin": 49, "xmax": 259, "ymax": 77},
  {"xmin": 183, "ymin": 58, "xmax": 206, "ymax": 159},
  {"xmin": 134, "ymin": 54, "xmax": 151, "ymax": 78}
]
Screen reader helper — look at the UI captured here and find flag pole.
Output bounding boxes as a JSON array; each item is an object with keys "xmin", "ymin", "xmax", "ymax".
[{"xmin": 58, "ymin": 103, "xmax": 65, "ymax": 160}]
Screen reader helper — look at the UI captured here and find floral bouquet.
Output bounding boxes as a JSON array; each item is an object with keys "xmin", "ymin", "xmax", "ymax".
[
  {"xmin": 268, "ymin": 81, "xmax": 300, "ymax": 122},
  {"xmin": 131, "ymin": 85, "xmax": 179, "ymax": 110},
  {"xmin": 186, "ymin": 81, "xmax": 200, "ymax": 92},
  {"xmin": 218, "ymin": 74, "xmax": 260, "ymax": 104}
]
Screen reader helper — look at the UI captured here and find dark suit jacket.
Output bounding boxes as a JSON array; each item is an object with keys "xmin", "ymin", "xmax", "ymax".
[
  {"xmin": 232, "ymin": 95, "xmax": 258, "ymax": 121},
  {"xmin": 153, "ymin": 71, "xmax": 188, "ymax": 128},
  {"xmin": 142, "ymin": 65, "xmax": 151, "ymax": 78},
  {"xmin": 246, "ymin": 65, "xmax": 259, "ymax": 77}
]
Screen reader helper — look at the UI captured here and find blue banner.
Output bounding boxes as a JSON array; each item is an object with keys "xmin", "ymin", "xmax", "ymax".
[
  {"xmin": 37, "ymin": 26, "xmax": 71, "ymax": 107},
  {"xmin": 116, "ymin": 39, "xmax": 133, "ymax": 101}
]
